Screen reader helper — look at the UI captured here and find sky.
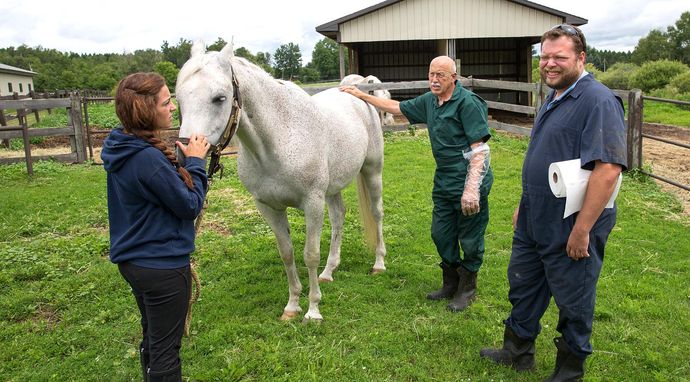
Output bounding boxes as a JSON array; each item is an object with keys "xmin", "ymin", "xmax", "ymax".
[{"xmin": 1, "ymin": 0, "xmax": 687, "ymax": 62}]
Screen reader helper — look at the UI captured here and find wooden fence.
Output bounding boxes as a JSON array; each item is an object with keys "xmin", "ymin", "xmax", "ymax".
[
  {"xmin": 0, "ymin": 95, "xmax": 86, "ymax": 174},
  {"xmin": 315, "ymin": 78, "xmax": 649, "ymax": 173},
  {"xmin": 0, "ymin": 82, "xmax": 686, "ymax": 192}
]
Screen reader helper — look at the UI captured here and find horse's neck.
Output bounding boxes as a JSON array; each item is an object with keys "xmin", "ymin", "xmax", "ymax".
[{"xmin": 231, "ymin": 58, "xmax": 308, "ymax": 160}]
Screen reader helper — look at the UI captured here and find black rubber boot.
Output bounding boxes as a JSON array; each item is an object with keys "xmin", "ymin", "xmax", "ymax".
[
  {"xmin": 148, "ymin": 366, "xmax": 182, "ymax": 382},
  {"xmin": 479, "ymin": 325, "xmax": 536, "ymax": 371},
  {"xmin": 543, "ymin": 337, "xmax": 585, "ymax": 382},
  {"xmin": 447, "ymin": 266, "xmax": 476, "ymax": 312},
  {"xmin": 426, "ymin": 264, "xmax": 460, "ymax": 300},
  {"xmin": 140, "ymin": 346, "xmax": 149, "ymax": 382}
]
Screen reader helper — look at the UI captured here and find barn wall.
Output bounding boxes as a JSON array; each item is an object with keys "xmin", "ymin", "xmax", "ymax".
[{"xmin": 340, "ymin": 0, "xmax": 563, "ymax": 43}]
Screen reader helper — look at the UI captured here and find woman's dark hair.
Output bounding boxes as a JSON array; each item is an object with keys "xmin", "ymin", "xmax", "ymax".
[{"xmin": 115, "ymin": 72, "xmax": 194, "ymax": 189}]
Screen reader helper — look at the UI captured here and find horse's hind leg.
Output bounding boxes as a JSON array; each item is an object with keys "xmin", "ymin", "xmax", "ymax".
[
  {"xmin": 302, "ymin": 196, "xmax": 326, "ymax": 321},
  {"xmin": 254, "ymin": 201, "xmax": 302, "ymax": 320},
  {"xmin": 360, "ymin": 166, "xmax": 387, "ymax": 274},
  {"xmin": 319, "ymin": 193, "xmax": 345, "ymax": 282}
]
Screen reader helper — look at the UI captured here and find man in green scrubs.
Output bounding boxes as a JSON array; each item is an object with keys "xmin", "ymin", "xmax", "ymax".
[{"xmin": 340, "ymin": 56, "xmax": 493, "ymax": 312}]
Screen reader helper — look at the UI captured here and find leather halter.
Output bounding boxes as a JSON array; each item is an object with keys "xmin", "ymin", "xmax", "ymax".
[{"xmin": 207, "ymin": 68, "xmax": 242, "ymax": 179}]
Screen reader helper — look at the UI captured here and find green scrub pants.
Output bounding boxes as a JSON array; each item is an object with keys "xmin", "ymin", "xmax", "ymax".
[{"xmin": 431, "ymin": 176, "xmax": 492, "ymax": 272}]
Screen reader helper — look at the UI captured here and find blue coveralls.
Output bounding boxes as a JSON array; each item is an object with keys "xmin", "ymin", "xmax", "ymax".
[
  {"xmin": 400, "ymin": 82, "xmax": 493, "ymax": 272},
  {"xmin": 505, "ymin": 74, "xmax": 627, "ymax": 359}
]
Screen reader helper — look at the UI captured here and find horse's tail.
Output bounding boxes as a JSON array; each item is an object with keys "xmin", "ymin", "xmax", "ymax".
[{"xmin": 356, "ymin": 173, "xmax": 377, "ymax": 252}]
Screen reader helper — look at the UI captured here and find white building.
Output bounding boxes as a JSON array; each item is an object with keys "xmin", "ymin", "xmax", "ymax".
[{"xmin": 0, "ymin": 63, "xmax": 37, "ymax": 96}]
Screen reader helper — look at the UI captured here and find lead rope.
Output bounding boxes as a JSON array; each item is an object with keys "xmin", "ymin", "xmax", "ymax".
[
  {"xmin": 184, "ymin": 179, "xmax": 211, "ymax": 337},
  {"xmin": 184, "ymin": 68, "xmax": 242, "ymax": 337}
]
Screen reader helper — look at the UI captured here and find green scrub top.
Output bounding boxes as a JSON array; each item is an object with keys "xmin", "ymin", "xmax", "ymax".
[{"xmin": 400, "ymin": 82, "xmax": 491, "ymax": 197}]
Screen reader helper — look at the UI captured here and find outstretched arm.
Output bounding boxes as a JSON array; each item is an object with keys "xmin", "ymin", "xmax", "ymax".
[{"xmin": 340, "ymin": 85, "xmax": 402, "ymax": 115}]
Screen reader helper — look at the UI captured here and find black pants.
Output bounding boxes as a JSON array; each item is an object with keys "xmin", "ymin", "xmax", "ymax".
[{"xmin": 119, "ymin": 262, "xmax": 190, "ymax": 379}]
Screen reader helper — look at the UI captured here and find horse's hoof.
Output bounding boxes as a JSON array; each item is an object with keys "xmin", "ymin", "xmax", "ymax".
[
  {"xmin": 280, "ymin": 310, "xmax": 300, "ymax": 321},
  {"xmin": 302, "ymin": 316, "xmax": 324, "ymax": 325},
  {"xmin": 318, "ymin": 276, "xmax": 333, "ymax": 283},
  {"xmin": 370, "ymin": 267, "xmax": 386, "ymax": 275}
]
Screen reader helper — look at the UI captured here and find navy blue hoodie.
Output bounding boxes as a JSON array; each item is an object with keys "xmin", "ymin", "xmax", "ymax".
[{"xmin": 101, "ymin": 127, "xmax": 208, "ymax": 269}]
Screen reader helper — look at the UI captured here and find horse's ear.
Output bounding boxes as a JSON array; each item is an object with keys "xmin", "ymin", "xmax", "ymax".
[
  {"xmin": 220, "ymin": 41, "xmax": 235, "ymax": 59},
  {"xmin": 191, "ymin": 40, "xmax": 206, "ymax": 57}
]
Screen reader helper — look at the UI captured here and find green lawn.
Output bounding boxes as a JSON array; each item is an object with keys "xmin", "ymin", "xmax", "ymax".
[{"xmin": 0, "ymin": 131, "xmax": 688, "ymax": 381}]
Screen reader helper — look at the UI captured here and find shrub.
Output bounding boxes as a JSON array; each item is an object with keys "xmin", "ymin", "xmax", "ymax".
[
  {"xmin": 598, "ymin": 62, "xmax": 640, "ymax": 90},
  {"xmin": 585, "ymin": 63, "xmax": 602, "ymax": 79},
  {"xmin": 669, "ymin": 71, "xmax": 690, "ymax": 94},
  {"xmin": 628, "ymin": 60, "xmax": 689, "ymax": 92}
]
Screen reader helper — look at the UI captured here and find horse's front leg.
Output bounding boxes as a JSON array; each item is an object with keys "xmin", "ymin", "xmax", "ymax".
[
  {"xmin": 303, "ymin": 197, "xmax": 326, "ymax": 321},
  {"xmin": 319, "ymin": 193, "xmax": 345, "ymax": 282},
  {"xmin": 254, "ymin": 201, "xmax": 302, "ymax": 320}
]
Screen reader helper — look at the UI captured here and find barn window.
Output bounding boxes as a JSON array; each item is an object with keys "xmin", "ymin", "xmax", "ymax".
[
  {"xmin": 28, "ymin": 83, "xmax": 32, "ymax": 92},
  {"xmin": 7, "ymin": 83, "xmax": 12, "ymax": 92},
  {"xmin": 19, "ymin": 83, "xmax": 23, "ymax": 92}
]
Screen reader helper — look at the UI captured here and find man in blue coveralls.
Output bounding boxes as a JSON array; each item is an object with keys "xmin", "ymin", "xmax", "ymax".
[
  {"xmin": 340, "ymin": 56, "xmax": 493, "ymax": 313},
  {"xmin": 479, "ymin": 25, "xmax": 627, "ymax": 381}
]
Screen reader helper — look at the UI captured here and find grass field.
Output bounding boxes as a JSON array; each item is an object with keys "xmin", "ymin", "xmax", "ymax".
[{"xmin": 0, "ymin": 130, "xmax": 688, "ymax": 381}]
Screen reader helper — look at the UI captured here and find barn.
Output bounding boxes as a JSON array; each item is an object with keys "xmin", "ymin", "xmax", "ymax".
[
  {"xmin": 0, "ymin": 63, "xmax": 37, "ymax": 96},
  {"xmin": 316, "ymin": 0, "xmax": 586, "ymax": 104}
]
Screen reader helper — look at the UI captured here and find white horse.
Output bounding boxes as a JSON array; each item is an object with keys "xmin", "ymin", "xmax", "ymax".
[
  {"xmin": 340, "ymin": 74, "xmax": 395, "ymax": 126},
  {"xmin": 176, "ymin": 42, "xmax": 387, "ymax": 321}
]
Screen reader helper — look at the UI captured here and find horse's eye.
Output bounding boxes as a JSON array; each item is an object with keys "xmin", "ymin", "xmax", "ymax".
[{"xmin": 213, "ymin": 96, "xmax": 227, "ymax": 103}]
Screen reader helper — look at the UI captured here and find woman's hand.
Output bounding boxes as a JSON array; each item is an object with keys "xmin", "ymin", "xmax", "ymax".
[{"xmin": 176, "ymin": 133, "xmax": 210, "ymax": 159}]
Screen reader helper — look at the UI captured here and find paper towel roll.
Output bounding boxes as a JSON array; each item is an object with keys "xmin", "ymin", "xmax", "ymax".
[{"xmin": 548, "ymin": 159, "xmax": 622, "ymax": 219}]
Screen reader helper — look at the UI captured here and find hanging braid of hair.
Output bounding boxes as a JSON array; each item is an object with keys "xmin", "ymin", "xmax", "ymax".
[
  {"xmin": 115, "ymin": 72, "xmax": 195, "ymax": 190},
  {"xmin": 133, "ymin": 129, "xmax": 195, "ymax": 190}
]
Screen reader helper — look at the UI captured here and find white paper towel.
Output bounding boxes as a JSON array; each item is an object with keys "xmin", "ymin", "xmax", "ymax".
[{"xmin": 548, "ymin": 159, "xmax": 622, "ymax": 219}]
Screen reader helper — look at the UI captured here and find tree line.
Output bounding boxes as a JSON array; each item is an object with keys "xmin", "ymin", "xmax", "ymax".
[{"xmin": 0, "ymin": 37, "xmax": 343, "ymax": 93}]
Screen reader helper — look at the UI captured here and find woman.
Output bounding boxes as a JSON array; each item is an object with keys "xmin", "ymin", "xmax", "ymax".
[{"xmin": 101, "ymin": 72, "xmax": 209, "ymax": 382}]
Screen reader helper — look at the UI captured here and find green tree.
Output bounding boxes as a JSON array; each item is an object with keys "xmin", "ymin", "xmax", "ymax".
[
  {"xmin": 299, "ymin": 66, "xmax": 320, "ymax": 83},
  {"xmin": 310, "ymin": 38, "xmax": 340, "ymax": 80},
  {"xmin": 234, "ymin": 47, "xmax": 255, "ymax": 60},
  {"xmin": 161, "ymin": 38, "xmax": 192, "ymax": 69},
  {"xmin": 153, "ymin": 61, "xmax": 180, "ymax": 92},
  {"xmin": 667, "ymin": 11, "xmax": 690, "ymax": 65},
  {"xmin": 587, "ymin": 47, "xmax": 632, "ymax": 71},
  {"xmin": 273, "ymin": 43, "xmax": 302, "ymax": 80},
  {"xmin": 632, "ymin": 29, "xmax": 674, "ymax": 64},
  {"xmin": 207, "ymin": 37, "xmax": 228, "ymax": 52}
]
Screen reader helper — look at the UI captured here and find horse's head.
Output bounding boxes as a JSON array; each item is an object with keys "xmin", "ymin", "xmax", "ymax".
[{"xmin": 176, "ymin": 40, "xmax": 238, "ymax": 149}]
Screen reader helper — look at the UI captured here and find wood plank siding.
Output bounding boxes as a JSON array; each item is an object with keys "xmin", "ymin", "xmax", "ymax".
[{"xmin": 339, "ymin": 0, "xmax": 563, "ymax": 43}]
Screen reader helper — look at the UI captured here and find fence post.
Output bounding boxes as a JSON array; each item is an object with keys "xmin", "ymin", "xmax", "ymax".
[
  {"xmin": 30, "ymin": 90, "xmax": 40, "ymax": 123},
  {"xmin": 534, "ymin": 82, "xmax": 543, "ymax": 113},
  {"xmin": 21, "ymin": 124, "xmax": 33, "ymax": 176},
  {"xmin": 82, "ymin": 98, "xmax": 94, "ymax": 160},
  {"xmin": 627, "ymin": 89, "xmax": 643, "ymax": 170},
  {"xmin": 69, "ymin": 94, "xmax": 86, "ymax": 163}
]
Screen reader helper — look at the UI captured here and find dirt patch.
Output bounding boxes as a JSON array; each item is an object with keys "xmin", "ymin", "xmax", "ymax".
[{"xmin": 641, "ymin": 123, "xmax": 690, "ymax": 216}]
